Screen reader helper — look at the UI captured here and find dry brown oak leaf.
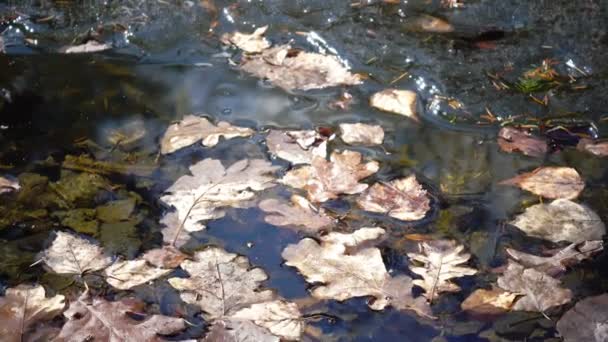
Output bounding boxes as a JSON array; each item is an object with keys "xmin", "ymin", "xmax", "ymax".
[
  {"xmin": 282, "ymin": 227, "xmax": 432, "ymax": 318},
  {"xmin": 259, "ymin": 195, "xmax": 334, "ymax": 234},
  {"xmin": 240, "ymin": 44, "xmax": 362, "ymax": 91},
  {"xmin": 160, "ymin": 158, "xmax": 278, "ymax": 233},
  {"xmin": 497, "ymin": 127, "xmax": 548, "ymax": 157},
  {"xmin": 281, "ymin": 150, "xmax": 379, "ymax": 203},
  {"xmin": 160, "ymin": 115, "xmax": 254, "ymax": 154},
  {"xmin": 221, "ymin": 26, "xmax": 271, "ymax": 53},
  {"xmin": 357, "ymin": 175, "xmax": 430, "ymax": 221},
  {"xmin": 53, "ymin": 294, "xmax": 186, "ymax": 342},
  {"xmin": 460, "ymin": 288, "xmax": 518, "ymax": 316},
  {"xmin": 500, "ymin": 166, "xmax": 585, "ymax": 200},
  {"xmin": 0, "ymin": 285, "xmax": 65, "ymax": 342},
  {"xmin": 265, "ymin": 129, "xmax": 328, "ymax": 165},
  {"xmin": 339, "ymin": 123, "xmax": 385, "ymax": 146},
  {"xmin": 38, "ymin": 231, "xmax": 112, "ymax": 276},
  {"xmin": 557, "ymin": 293, "xmax": 608, "ymax": 342},
  {"xmin": 407, "ymin": 240, "xmax": 477, "ymax": 301},
  {"xmin": 370, "ymin": 89, "xmax": 418, "ymax": 121}
]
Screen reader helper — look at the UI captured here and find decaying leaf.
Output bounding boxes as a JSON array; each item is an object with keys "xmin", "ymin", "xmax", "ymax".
[
  {"xmin": 221, "ymin": 26, "xmax": 271, "ymax": 53},
  {"xmin": 161, "ymin": 115, "xmax": 254, "ymax": 154},
  {"xmin": 104, "ymin": 259, "xmax": 172, "ymax": 290},
  {"xmin": 229, "ymin": 300, "xmax": 304, "ymax": 340},
  {"xmin": 461, "ymin": 288, "xmax": 518, "ymax": 316},
  {"xmin": 142, "ymin": 246, "xmax": 188, "ymax": 269},
  {"xmin": 282, "ymin": 228, "xmax": 432, "ymax": 317},
  {"xmin": 203, "ymin": 319, "xmax": 279, "ymax": 342},
  {"xmin": 281, "ymin": 150, "xmax": 379, "ymax": 202},
  {"xmin": 497, "ymin": 127, "xmax": 547, "ymax": 157},
  {"xmin": 0, "ymin": 175, "xmax": 20, "ymax": 194},
  {"xmin": 160, "ymin": 158, "xmax": 277, "ymax": 233},
  {"xmin": 404, "ymin": 14, "xmax": 455, "ymax": 33},
  {"xmin": 54, "ymin": 293, "xmax": 186, "ymax": 341},
  {"xmin": 339, "ymin": 123, "xmax": 385, "ymax": 145},
  {"xmin": 61, "ymin": 40, "xmax": 111, "ymax": 54},
  {"xmin": 557, "ymin": 293, "xmax": 608, "ymax": 342},
  {"xmin": 159, "ymin": 212, "xmax": 191, "ymax": 248},
  {"xmin": 240, "ymin": 44, "xmax": 362, "ymax": 91},
  {"xmin": 407, "ymin": 240, "xmax": 477, "ymax": 301},
  {"xmin": 577, "ymin": 138, "xmax": 608, "ymax": 157},
  {"xmin": 505, "ymin": 240, "xmax": 603, "ymax": 276},
  {"xmin": 370, "ymin": 89, "xmax": 418, "ymax": 121},
  {"xmin": 0, "ymin": 285, "xmax": 65, "ymax": 342},
  {"xmin": 509, "ymin": 199, "xmax": 606, "ymax": 243},
  {"xmin": 265, "ymin": 130, "xmax": 328, "ymax": 165},
  {"xmin": 500, "ymin": 167, "xmax": 585, "ymax": 200},
  {"xmin": 357, "ymin": 176, "xmax": 431, "ymax": 221},
  {"xmin": 39, "ymin": 231, "xmax": 112, "ymax": 276},
  {"xmin": 259, "ymin": 195, "xmax": 334, "ymax": 234},
  {"xmin": 497, "ymin": 261, "xmax": 572, "ymax": 312}
]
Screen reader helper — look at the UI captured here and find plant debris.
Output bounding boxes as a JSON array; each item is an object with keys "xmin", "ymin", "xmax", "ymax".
[
  {"xmin": 221, "ymin": 26, "xmax": 271, "ymax": 53},
  {"xmin": 497, "ymin": 127, "xmax": 548, "ymax": 157},
  {"xmin": 339, "ymin": 123, "xmax": 385, "ymax": 145},
  {"xmin": 499, "ymin": 166, "xmax": 585, "ymax": 200},
  {"xmin": 259, "ymin": 195, "xmax": 334, "ymax": 234},
  {"xmin": 357, "ymin": 175, "xmax": 430, "ymax": 221},
  {"xmin": 370, "ymin": 89, "xmax": 418, "ymax": 121},
  {"xmin": 265, "ymin": 129, "xmax": 328, "ymax": 165}
]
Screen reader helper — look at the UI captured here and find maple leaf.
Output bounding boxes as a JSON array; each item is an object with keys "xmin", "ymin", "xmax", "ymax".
[
  {"xmin": 259, "ymin": 195, "xmax": 334, "ymax": 234},
  {"xmin": 104, "ymin": 258, "xmax": 173, "ymax": 290},
  {"xmin": 38, "ymin": 231, "xmax": 112, "ymax": 276},
  {"xmin": 357, "ymin": 175, "xmax": 431, "ymax": 221},
  {"xmin": 265, "ymin": 130, "xmax": 328, "ymax": 165}
]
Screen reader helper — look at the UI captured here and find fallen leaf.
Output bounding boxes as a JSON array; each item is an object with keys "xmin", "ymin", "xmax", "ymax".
[
  {"xmin": 357, "ymin": 175, "xmax": 430, "ymax": 221},
  {"xmin": 407, "ymin": 240, "xmax": 478, "ymax": 301},
  {"xmin": 0, "ymin": 175, "xmax": 20, "ymax": 194},
  {"xmin": 240, "ymin": 44, "xmax": 362, "ymax": 91},
  {"xmin": 509, "ymin": 199, "xmax": 606, "ymax": 243},
  {"xmin": 159, "ymin": 212, "xmax": 191, "ymax": 248},
  {"xmin": 38, "ymin": 231, "xmax": 112, "ymax": 276},
  {"xmin": 265, "ymin": 130, "xmax": 328, "ymax": 165},
  {"xmin": 281, "ymin": 150, "xmax": 379, "ymax": 202},
  {"xmin": 142, "ymin": 246, "xmax": 188, "ymax": 268},
  {"xmin": 497, "ymin": 127, "xmax": 547, "ymax": 157},
  {"xmin": 282, "ymin": 227, "xmax": 432, "ymax": 317},
  {"xmin": 461, "ymin": 288, "xmax": 518, "ymax": 316},
  {"xmin": 104, "ymin": 259, "xmax": 172, "ymax": 290},
  {"xmin": 221, "ymin": 26, "xmax": 271, "ymax": 53},
  {"xmin": 339, "ymin": 123, "xmax": 385, "ymax": 145},
  {"xmin": 577, "ymin": 138, "xmax": 608, "ymax": 157},
  {"xmin": 259, "ymin": 195, "xmax": 334, "ymax": 234},
  {"xmin": 54, "ymin": 293, "xmax": 186, "ymax": 342},
  {"xmin": 203, "ymin": 319, "xmax": 279, "ymax": 342},
  {"xmin": 497, "ymin": 261, "xmax": 572, "ymax": 312},
  {"xmin": 96, "ymin": 198, "xmax": 137, "ymax": 223},
  {"xmin": 62, "ymin": 40, "xmax": 111, "ymax": 54},
  {"xmin": 405, "ymin": 14, "xmax": 455, "ymax": 33},
  {"xmin": 505, "ymin": 240, "xmax": 603, "ymax": 276},
  {"xmin": 0, "ymin": 285, "xmax": 65, "ymax": 342},
  {"xmin": 161, "ymin": 115, "xmax": 254, "ymax": 154},
  {"xmin": 370, "ymin": 89, "xmax": 418, "ymax": 121},
  {"xmin": 557, "ymin": 293, "xmax": 608, "ymax": 342},
  {"xmin": 160, "ymin": 158, "xmax": 277, "ymax": 233},
  {"xmin": 230, "ymin": 300, "xmax": 304, "ymax": 340},
  {"xmin": 500, "ymin": 167, "xmax": 584, "ymax": 200}
]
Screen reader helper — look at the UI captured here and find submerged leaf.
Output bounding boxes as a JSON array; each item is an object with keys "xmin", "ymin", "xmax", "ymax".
[
  {"xmin": 265, "ymin": 130, "xmax": 328, "ymax": 165},
  {"xmin": 357, "ymin": 175, "xmax": 431, "ymax": 221},
  {"xmin": 339, "ymin": 123, "xmax": 385, "ymax": 146},
  {"xmin": 509, "ymin": 199, "xmax": 605, "ymax": 243},
  {"xmin": 142, "ymin": 246, "xmax": 188, "ymax": 269},
  {"xmin": 500, "ymin": 167, "xmax": 584, "ymax": 200},
  {"xmin": 203, "ymin": 319, "xmax": 279, "ymax": 342},
  {"xmin": 221, "ymin": 26, "xmax": 271, "ymax": 53},
  {"xmin": 39, "ymin": 231, "xmax": 112, "ymax": 276},
  {"xmin": 407, "ymin": 240, "xmax": 477, "ymax": 301},
  {"xmin": 259, "ymin": 195, "xmax": 334, "ymax": 234},
  {"xmin": 370, "ymin": 89, "xmax": 418, "ymax": 120},
  {"xmin": 461, "ymin": 288, "xmax": 518, "ymax": 316},
  {"xmin": 497, "ymin": 127, "xmax": 547, "ymax": 157},
  {"xmin": 161, "ymin": 115, "xmax": 254, "ymax": 154},
  {"xmin": 557, "ymin": 293, "xmax": 608, "ymax": 342}
]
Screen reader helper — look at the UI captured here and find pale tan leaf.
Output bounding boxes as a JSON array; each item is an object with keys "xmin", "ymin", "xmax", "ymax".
[
  {"xmin": 104, "ymin": 259, "xmax": 172, "ymax": 290},
  {"xmin": 557, "ymin": 293, "xmax": 608, "ymax": 342},
  {"xmin": 230, "ymin": 300, "xmax": 304, "ymax": 341},
  {"xmin": 407, "ymin": 240, "xmax": 477, "ymax": 301},
  {"xmin": 142, "ymin": 246, "xmax": 188, "ymax": 269},
  {"xmin": 39, "ymin": 231, "xmax": 112, "ymax": 276},
  {"xmin": 0, "ymin": 175, "xmax": 20, "ymax": 194},
  {"xmin": 281, "ymin": 150, "xmax": 379, "ymax": 202},
  {"xmin": 221, "ymin": 26, "xmax": 271, "ymax": 53},
  {"xmin": 339, "ymin": 123, "xmax": 384, "ymax": 146},
  {"xmin": 0, "ymin": 285, "xmax": 65, "ymax": 342},
  {"xmin": 500, "ymin": 167, "xmax": 585, "ymax": 200},
  {"xmin": 461, "ymin": 288, "xmax": 518, "ymax": 315},
  {"xmin": 497, "ymin": 262, "xmax": 572, "ymax": 312},
  {"xmin": 161, "ymin": 115, "xmax": 254, "ymax": 154},
  {"xmin": 259, "ymin": 195, "xmax": 334, "ymax": 234},
  {"xmin": 62, "ymin": 40, "xmax": 111, "ymax": 53},
  {"xmin": 203, "ymin": 319, "xmax": 279, "ymax": 342},
  {"xmin": 370, "ymin": 89, "xmax": 418, "ymax": 120},
  {"xmin": 497, "ymin": 127, "xmax": 547, "ymax": 157},
  {"xmin": 240, "ymin": 44, "xmax": 362, "ymax": 91},
  {"xmin": 509, "ymin": 199, "xmax": 605, "ymax": 243},
  {"xmin": 577, "ymin": 138, "xmax": 608, "ymax": 157},
  {"xmin": 159, "ymin": 212, "xmax": 191, "ymax": 248},
  {"xmin": 404, "ymin": 14, "xmax": 455, "ymax": 33},
  {"xmin": 357, "ymin": 176, "xmax": 430, "ymax": 221},
  {"xmin": 265, "ymin": 130, "xmax": 327, "ymax": 165}
]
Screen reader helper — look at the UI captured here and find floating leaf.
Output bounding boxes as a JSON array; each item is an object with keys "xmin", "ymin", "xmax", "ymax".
[
  {"xmin": 404, "ymin": 14, "xmax": 455, "ymax": 33},
  {"xmin": 339, "ymin": 123, "xmax": 385, "ymax": 145},
  {"xmin": 497, "ymin": 261, "xmax": 571, "ymax": 312},
  {"xmin": 221, "ymin": 26, "xmax": 271, "ymax": 53},
  {"xmin": 282, "ymin": 228, "xmax": 432, "ymax": 317},
  {"xmin": 0, "ymin": 285, "xmax": 65, "ymax": 342},
  {"xmin": 161, "ymin": 115, "xmax": 254, "ymax": 154},
  {"xmin": 500, "ymin": 167, "xmax": 584, "ymax": 200},
  {"xmin": 39, "ymin": 231, "xmax": 112, "ymax": 276},
  {"xmin": 159, "ymin": 212, "xmax": 191, "ymax": 248},
  {"xmin": 577, "ymin": 138, "xmax": 608, "ymax": 157},
  {"xmin": 265, "ymin": 130, "xmax": 328, "ymax": 165},
  {"xmin": 357, "ymin": 176, "xmax": 430, "ymax": 221},
  {"xmin": 461, "ymin": 288, "xmax": 518, "ymax": 316},
  {"xmin": 203, "ymin": 319, "xmax": 279, "ymax": 342},
  {"xmin": 509, "ymin": 199, "xmax": 605, "ymax": 243},
  {"xmin": 240, "ymin": 44, "xmax": 362, "ymax": 91},
  {"xmin": 0, "ymin": 175, "xmax": 20, "ymax": 194},
  {"xmin": 104, "ymin": 259, "xmax": 172, "ymax": 290},
  {"xmin": 407, "ymin": 240, "xmax": 477, "ymax": 301},
  {"xmin": 370, "ymin": 89, "xmax": 418, "ymax": 121},
  {"xmin": 281, "ymin": 150, "xmax": 379, "ymax": 202},
  {"xmin": 497, "ymin": 127, "xmax": 547, "ymax": 157},
  {"xmin": 61, "ymin": 40, "xmax": 111, "ymax": 53},
  {"xmin": 259, "ymin": 195, "xmax": 334, "ymax": 234},
  {"xmin": 230, "ymin": 300, "xmax": 304, "ymax": 341},
  {"xmin": 142, "ymin": 246, "xmax": 188, "ymax": 269},
  {"xmin": 557, "ymin": 293, "xmax": 608, "ymax": 342}
]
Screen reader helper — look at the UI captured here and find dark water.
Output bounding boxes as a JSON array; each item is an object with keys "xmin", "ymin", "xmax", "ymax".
[{"xmin": 1, "ymin": 1, "xmax": 608, "ymax": 341}]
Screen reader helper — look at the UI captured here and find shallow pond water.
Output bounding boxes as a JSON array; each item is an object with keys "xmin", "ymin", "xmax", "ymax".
[{"xmin": 1, "ymin": 1, "xmax": 608, "ymax": 341}]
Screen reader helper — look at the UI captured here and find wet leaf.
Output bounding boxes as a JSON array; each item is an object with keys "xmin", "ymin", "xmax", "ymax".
[
  {"xmin": 203, "ymin": 319, "xmax": 279, "ymax": 342},
  {"xmin": 0, "ymin": 284, "xmax": 65, "ymax": 342},
  {"xmin": 240, "ymin": 44, "xmax": 362, "ymax": 91},
  {"xmin": 53, "ymin": 208, "xmax": 99, "ymax": 234},
  {"xmin": 497, "ymin": 261, "xmax": 572, "ymax": 312},
  {"xmin": 509, "ymin": 199, "xmax": 606, "ymax": 243},
  {"xmin": 160, "ymin": 158, "xmax": 277, "ymax": 233},
  {"xmin": 98, "ymin": 221, "xmax": 141, "ymax": 258},
  {"xmin": 39, "ymin": 231, "xmax": 112, "ymax": 276},
  {"xmin": 265, "ymin": 129, "xmax": 328, "ymax": 165},
  {"xmin": 281, "ymin": 150, "xmax": 379, "ymax": 202},
  {"xmin": 229, "ymin": 300, "xmax": 304, "ymax": 340},
  {"xmin": 461, "ymin": 288, "xmax": 518, "ymax": 316},
  {"xmin": 159, "ymin": 212, "xmax": 191, "ymax": 248},
  {"xmin": 96, "ymin": 198, "xmax": 136, "ymax": 223},
  {"xmin": 556, "ymin": 293, "xmax": 608, "ymax": 342},
  {"xmin": 61, "ymin": 40, "xmax": 111, "ymax": 54},
  {"xmin": 259, "ymin": 195, "xmax": 334, "ymax": 234},
  {"xmin": 221, "ymin": 26, "xmax": 271, "ymax": 53},
  {"xmin": 104, "ymin": 258, "xmax": 172, "ymax": 290},
  {"xmin": 357, "ymin": 175, "xmax": 431, "ymax": 221},
  {"xmin": 497, "ymin": 127, "xmax": 547, "ymax": 157},
  {"xmin": 577, "ymin": 138, "xmax": 608, "ymax": 157},
  {"xmin": 505, "ymin": 240, "xmax": 603, "ymax": 276},
  {"xmin": 370, "ymin": 89, "xmax": 418, "ymax": 121},
  {"xmin": 339, "ymin": 123, "xmax": 385, "ymax": 145},
  {"xmin": 142, "ymin": 246, "xmax": 188, "ymax": 269},
  {"xmin": 404, "ymin": 14, "xmax": 455, "ymax": 33},
  {"xmin": 407, "ymin": 240, "xmax": 477, "ymax": 301},
  {"xmin": 0, "ymin": 175, "xmax": 20, "ymax": 194},
  {"xmin": 54, "ymin": 293, "xmax": 186, "ymax": 341},
  {"xmin": 161, "ymin": 115, "xmax": 254, "ymax": 154},
  {"xmin": 62, "ymin": 155, "xmax": 157, "ymax": 177},
  {"xmin": 104, "ymin": 116, "xmax": 147, "ymax": 150},
  {"xmin": 282, "ymin": 228, "xmax": 432, "ymax": 317},
  {"xmin": 49, "ymin": 171, "xmax": 111, "ymax": 207},
  {"xmin": 500, "ymin": 167, "xmax": 585, "ymax": 200}
]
